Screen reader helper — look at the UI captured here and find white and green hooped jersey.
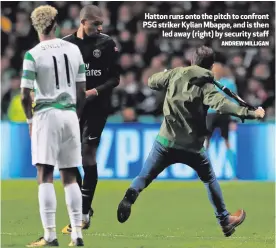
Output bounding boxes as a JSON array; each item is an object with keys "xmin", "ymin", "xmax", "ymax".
[{"xmin": 21, "ymin": 38, "xmax": 86, "ymax": 112}]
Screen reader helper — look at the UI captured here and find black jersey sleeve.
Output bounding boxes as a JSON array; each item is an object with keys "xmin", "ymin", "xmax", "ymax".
[{"xmin": 95, "ymin": 39, "xmax": 120, "ymax": 94}]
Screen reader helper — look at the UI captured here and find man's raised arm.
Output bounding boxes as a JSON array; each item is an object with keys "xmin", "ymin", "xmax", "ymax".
[{"xmin": 202, "ymin": 82, "xmax": 264, "ymax": 120}]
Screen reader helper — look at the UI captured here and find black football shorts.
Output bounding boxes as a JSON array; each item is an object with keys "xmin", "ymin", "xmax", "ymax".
[
  {"xmin": 206, "ymin": 113, "xmax": 231, "ymax": 139},
  {"xmin": 80, "ymin": 113, "xmax": 108, "ymax": 147}
]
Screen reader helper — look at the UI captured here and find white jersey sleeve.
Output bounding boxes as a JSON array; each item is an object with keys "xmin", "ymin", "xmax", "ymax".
[
  {"xmin": 76, "ymin": 48, "xmax": 86, "ymax": 82},
  {"xmin": 21, "ymin": 51, "xmax": 36, "ymax": 89}
]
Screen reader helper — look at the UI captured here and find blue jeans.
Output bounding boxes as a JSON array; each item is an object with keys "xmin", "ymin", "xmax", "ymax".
[{"xmin": 131, "ymin": 141, "xmax": 229, "ymax": 225}]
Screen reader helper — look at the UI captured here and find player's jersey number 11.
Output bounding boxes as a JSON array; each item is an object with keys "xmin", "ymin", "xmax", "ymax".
[{"xmin": 52, "ymin": 54, "xmax": 71, "ymax": 89}]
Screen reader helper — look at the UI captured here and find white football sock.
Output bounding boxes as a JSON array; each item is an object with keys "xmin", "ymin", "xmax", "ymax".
[
  {"xmin": 44, "ymin": 227, "xmax": 56, "ymax": 242},
  {"xmin": 82, "ymin": 214, "xmax": 90, "ymax": 223},
  {"xmin": 64, "ymin": 183, "xmax": 83, "ymax": 240},
  {"xmin": 38, "ymin": 183, "xmax": 57, "ymax": 242}
]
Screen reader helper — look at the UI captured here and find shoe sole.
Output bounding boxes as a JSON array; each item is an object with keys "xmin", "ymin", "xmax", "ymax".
[
  {"xmin": 224, "ymin": 210, "xmax": 246, "ymax": 237},
  {"xmin": 117, "ymin": 199, "xmax": 131, "ymax": 223}
]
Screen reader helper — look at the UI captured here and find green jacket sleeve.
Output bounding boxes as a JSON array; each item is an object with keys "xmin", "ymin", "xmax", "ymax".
[
  {"xmin": 148, "ymin": 70, "xmax": 173, "ymax": 91},
  {"xmin": 202, "ymin": 82, "xmax": 256, "ymax": 119}
]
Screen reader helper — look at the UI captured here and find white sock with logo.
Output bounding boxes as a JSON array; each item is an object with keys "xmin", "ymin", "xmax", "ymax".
[
  {"xmin": 64, "ymin": 183, "xmax": 83, "ymax": 240},
  {"xmin": 38, "ymin": 183, "xmax": 57, "ymax": 242}
]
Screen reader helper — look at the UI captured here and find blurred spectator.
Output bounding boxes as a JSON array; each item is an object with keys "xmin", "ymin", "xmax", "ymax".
[
  {"xmin": 265, "ymin": 104, "xmax": 275, "ymax": 121},
  {"xmin": 245, "ymin": 78, "xmax": 268, "ymax": 106},
  {"xmin": 1, "ymin": 56, "xmax": 17, "ymax": 97},
  {"xmin": 252, "ymin": 63, "xmax": 271, "ymax": 82},
  {"xmin": 133, "ymin": 69, "xmax": 164, "ymax": 116},
  {"xmin": 116, "ymin": 4, "xmax": 137, "ymax": 34},
  {"xmin": 134, "ymin": 31, "xmax": 148, "ymax": 54},
  {"xmin": 259, "ymin": 48, "xmax": 274, "ymax": 63},
  {"xmin": 1, "ymin": 15, "xmax": 12, "ymax": 52},
  {"xmin": 1, "ymin": 75, "xmax": 26, "ymax": 122},
  {"xmin": 119, "ymin": 54, "xmax": 136, "ymax": 74},
  {"xmin": 122, "ymin": 107, "xmax": 137, "ymax": 122},
  {"xmin": 118, "ymin": 30, "xmax": 134, "ymax": 54},
  {"xmin": 60, "ymin": 4, "xmax": 80, "ymax": 36},
  {"xmin": 170, "ymin": 56, "xmax": 186, "ymax": 68}
]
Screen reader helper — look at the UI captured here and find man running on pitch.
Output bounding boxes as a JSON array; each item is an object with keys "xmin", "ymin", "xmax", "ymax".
[{"xmin": 117, "ymin": 46, "xmax": 265, "ymax": 237}]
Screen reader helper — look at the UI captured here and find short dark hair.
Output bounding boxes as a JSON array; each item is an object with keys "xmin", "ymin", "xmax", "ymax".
[
  {"xmin": 191, "ymin": 46, "xmax": 215, "ymax": 69},
  {"xmin": 80, "ymin": 5, "xmax": 102, "ymax": 20}
]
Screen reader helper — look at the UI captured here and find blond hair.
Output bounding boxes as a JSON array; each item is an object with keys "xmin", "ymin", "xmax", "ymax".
[{"xmin": 31, "ymin": 5, "xmax": 58, "ymax": 34}]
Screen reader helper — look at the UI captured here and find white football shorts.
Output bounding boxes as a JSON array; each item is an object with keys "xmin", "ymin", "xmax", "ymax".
[{"xmin": 31, "ymin": 108, "xmax": 81, "ymax": 169}]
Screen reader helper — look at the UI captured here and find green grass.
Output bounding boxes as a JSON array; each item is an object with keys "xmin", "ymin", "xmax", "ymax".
[{"xmin": 1, "ymin": 180, "xmax": 275, "ymax": 248}]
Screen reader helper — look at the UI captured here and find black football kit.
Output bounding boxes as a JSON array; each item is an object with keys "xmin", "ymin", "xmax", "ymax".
[{"xmin": 63, "ymin": 32, "xmax": 120, "ymax": 146}]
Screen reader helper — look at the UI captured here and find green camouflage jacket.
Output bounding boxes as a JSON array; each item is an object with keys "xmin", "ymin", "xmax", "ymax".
[{"xmin": 148, "ymin": 65, "xmax": 256, "ymax": 153}]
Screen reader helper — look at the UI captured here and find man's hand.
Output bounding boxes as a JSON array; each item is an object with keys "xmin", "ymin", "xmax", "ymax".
[
  {"xmin": 28, "ymin": 123, "xmax": 32, "ymax": 137},
  {"xmin": 86, "ymin": 88, "xmax": 98, "ymax": 97},
  {"xmin": 254, "ymin": 107, "xmax": 265, "ymax": 119}
]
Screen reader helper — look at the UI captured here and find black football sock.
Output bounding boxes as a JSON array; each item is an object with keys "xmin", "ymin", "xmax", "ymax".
[
  {"xmin": 76, "ymin": 168, "xmax": 83, "ymax": 190},
  {"xmin": 82, "ymin": 165, "xmax": 98, "ymax": 215}
]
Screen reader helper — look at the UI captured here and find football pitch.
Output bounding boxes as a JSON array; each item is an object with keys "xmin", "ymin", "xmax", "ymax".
[{"xmin": 1, "ymin": 180, "xmax": 275, "ymax": 248}]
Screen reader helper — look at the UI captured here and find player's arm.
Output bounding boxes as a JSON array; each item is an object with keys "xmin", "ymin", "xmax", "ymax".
[
  {"xmin": 87, "ymin": 40, "xmax": 120, "ymax": 97},
  {"xmin": 202, "ymin": 82, "xmax": 257, "ymax": 119},
  {"xmin": 148, "ymin": 69, "xmax": 173, "ymax": 91},
  {"xmin": 21, "ymin": 88, "xmax": 33, "ymax": 120},
  {"xmin": 76, "ymin": 52, "xmax": 86, "ymax": 118},
  {"xmin": 76, "ymin": 81, "xmax": 86, "ymax": 118},
  {"xmin": 21, "ymin": 51, "xmax": 35, "ymax": 122}
]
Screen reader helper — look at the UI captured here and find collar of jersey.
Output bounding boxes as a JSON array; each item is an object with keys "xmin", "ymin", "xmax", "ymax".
[{"xmin": 74, "ymin": 31, "xmax": 100, "ymax": 40}]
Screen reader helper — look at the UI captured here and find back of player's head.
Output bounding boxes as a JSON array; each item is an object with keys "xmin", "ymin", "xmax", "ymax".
[
  {"xmin": 31, "ymin": 5, "xmax": 58, "ymax": 35},
  {"xmin": 191, "ymin": 46, "xmax": 215, "ymax": 70},
  {"xmin": 212, "ymin": 63, "xmax": 224, "ymax": 80},
  {"xmin": 80, "ymin": 5, "xmax": 103, "ymax": 21}
]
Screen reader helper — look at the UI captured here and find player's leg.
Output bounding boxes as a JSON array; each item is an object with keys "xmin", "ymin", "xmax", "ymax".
[
  {"xmin": 60, "ymin": 168, "xmax": 83, "ymax": 247},
  {"xmin": 27, "ymin": 111, "xmax": 59, "ymax": 247},
  {"xmin": 205, "ymin": 113, "xmax": 217, "ymax": 150},
  {"xmin": 36, "ymin": 165, "xmax": 58, "ymax": 245},
  {"xmin": 219, "ymin": 116, "xmax": 237, "ymax": 179},
  {"xmin": 81, "ymin": 144, "xmax": 97, "ymax": 222},
  {"xmin": 59, "ymin": 110, "xmax": 84, "ymax": 246},
  {"xmin": 27, "ymin": 165, "xmax": 59, "ymax": 247},
  {"xmin": 80, "ymin": 115, "xmax": 107, "ymax": 223},
  {"xmin": 218, "ymin": 115, "xmax": 231, "ymax": 150},
  {"xmin": 61, "ymin": 114, "xmax": 104, "ymax": 234},
  {"xmin": 117, "ymin": 141, "xmax": 173, "ymax": 223},
  {"xmin": 178, "ymin": 150, "xmax": 245, "ymax": 237},
  {"xmin": 61, "ymin": 113, "xmax": 105, "ymax": 234}
]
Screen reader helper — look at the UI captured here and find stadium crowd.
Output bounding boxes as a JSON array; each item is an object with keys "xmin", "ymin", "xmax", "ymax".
[{"xmin": 1, "ymin": 1, "xmax": 275, "ymax": 122}]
